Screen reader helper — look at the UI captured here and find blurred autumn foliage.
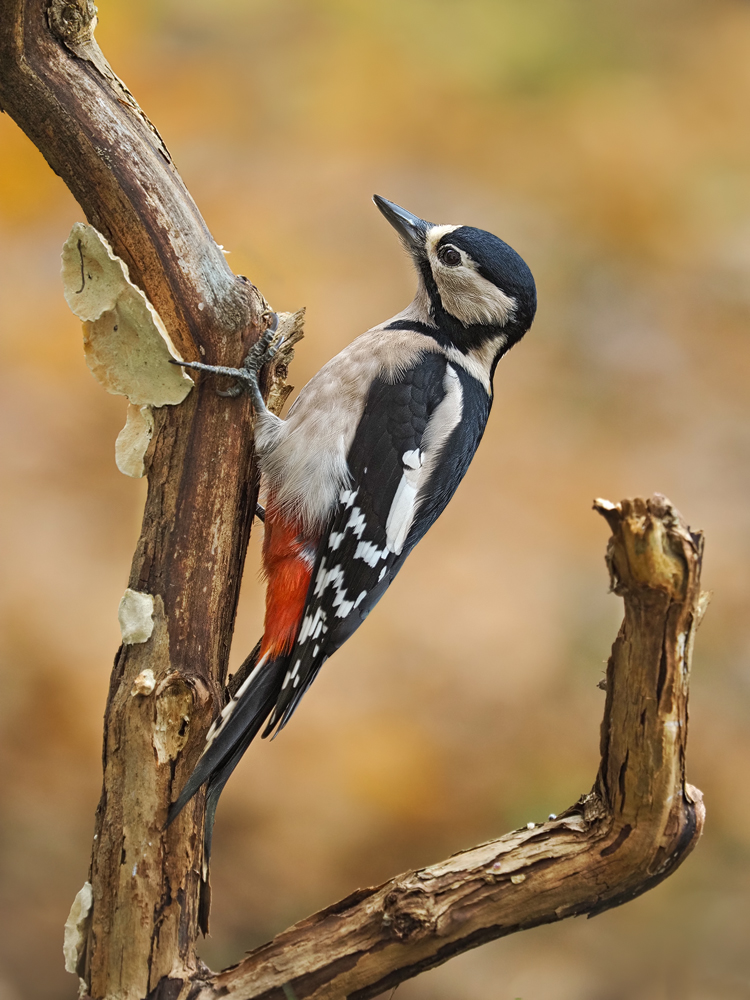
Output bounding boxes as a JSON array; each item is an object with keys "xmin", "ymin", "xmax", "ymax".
[{"xmin": 1, "ymin": 1, "xmax": 750, "ymax": 998}]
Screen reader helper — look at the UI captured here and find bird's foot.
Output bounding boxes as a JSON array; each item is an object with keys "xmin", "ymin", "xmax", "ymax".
[
  {"xmin": 219, "ymin": 320, "xmax": 285, "ymax": 398},
  {"xmin": 241, "ymin": 314, "xmax": 282, "ymax": 376},
  {"xmin": 169, "ymin": 316, "xmax": 284, "ymax": 404}
]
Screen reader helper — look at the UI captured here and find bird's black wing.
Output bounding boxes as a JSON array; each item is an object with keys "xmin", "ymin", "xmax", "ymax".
[{"xmin": 265, "ymin": 354, "xmax": 491, "ymax": 734}]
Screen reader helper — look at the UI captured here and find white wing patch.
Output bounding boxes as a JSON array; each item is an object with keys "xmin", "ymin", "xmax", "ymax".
[
  {"xmin": 256, "ymin": 329, "xmax": 433, "ymax": 535},
  {"xmin": 287, "ymin": 366, "xmax": 463, "ymax": 679},
  {"xmin": 384, "ymin": 364, "xmax": 464, "ymax": 556},
  {"xmin": 385, "ymin": 451, "xmax": 423, "ymax": 555}
]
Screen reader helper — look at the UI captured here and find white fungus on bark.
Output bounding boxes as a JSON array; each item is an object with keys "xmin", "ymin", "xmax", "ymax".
[
  {"xmin": 118, "ymin": 589, "xmax": 155, "ymax": 644},
  {"xmin": 61, "ymin": 223, "xmax": 192, "ymax": 405},
  {"xmin": 131, "ymin": 668, "xmax": 157, "ymax": 696},
  {"xmin": 61, "ymin": 223, "xmax": 193, "ymax": 475},
  {"xmin": 115, "ymin": 403, "xmax": 155, "ymax": 477},
  {"xmin": 63, "ymin": 881, "xmax": 93, "ymax": 976}
]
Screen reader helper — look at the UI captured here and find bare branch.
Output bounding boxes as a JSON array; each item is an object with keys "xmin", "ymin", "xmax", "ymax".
[{"xmin": 188, "ymin": 495, "xmax": 705, "ymax": 1000}]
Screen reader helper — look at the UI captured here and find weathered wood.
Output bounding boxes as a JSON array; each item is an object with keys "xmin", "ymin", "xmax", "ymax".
[
  {"xmin": 186, "ymin": 495, "xmax": 705, "ymax": 1000},
  {"xmin": 1, "ymin": 3, "xmax": 705, "ymax": 998},
  {"xmin": 0, "ymin": 2, "xmax": 274, "ymax": 997}
]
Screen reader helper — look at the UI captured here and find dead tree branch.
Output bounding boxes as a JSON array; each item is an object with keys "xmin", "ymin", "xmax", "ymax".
[
  {"xmin": 0, "ymin": 4, "xmax": 705, "ymax": 999},
  {"xmin": 185, "ymin": 495, "xmax": 706, "ymax": 1000}
]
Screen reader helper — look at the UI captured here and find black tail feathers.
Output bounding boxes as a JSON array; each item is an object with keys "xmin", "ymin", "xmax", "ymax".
[{"xmin": 167, "ymin": 647, "xmax": 287, "ymax": 860}]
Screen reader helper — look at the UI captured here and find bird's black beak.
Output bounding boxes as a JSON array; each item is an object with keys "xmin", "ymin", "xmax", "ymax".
[{"xmin": 373, "ymin": 195, "xmax": 430, "ymax": 255}]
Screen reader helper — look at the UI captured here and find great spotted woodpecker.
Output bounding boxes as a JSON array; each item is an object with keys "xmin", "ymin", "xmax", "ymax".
[{"xmin": 169, "ymin": 196, "xmax": 537, "ymax": 851}]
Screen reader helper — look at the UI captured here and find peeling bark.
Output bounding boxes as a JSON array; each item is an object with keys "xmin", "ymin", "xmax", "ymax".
[{"xmin": 0, "ymin": 4, "xmax": 705, "ymax": 999}]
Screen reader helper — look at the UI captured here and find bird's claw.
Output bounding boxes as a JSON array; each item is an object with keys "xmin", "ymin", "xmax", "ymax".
[
  {"xmin": 242, "ymin": 321, "xmax": 283, "ymax": 376},
  {"xmin": 168, "ymin": 317, "xmax": 284, "ymax": 400},
  {"xmin": 216, "ymin": 383, "xmax": 244, "ymax": 398}
]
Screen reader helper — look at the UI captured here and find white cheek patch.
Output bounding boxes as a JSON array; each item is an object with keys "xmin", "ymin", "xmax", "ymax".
[
  {"xmin": 435, "ymin": 264, "xmax": 517, "ymax": 328},
  {"xmin": 425, "ymin": 226, "xmax": 517, "ymax": 329}
]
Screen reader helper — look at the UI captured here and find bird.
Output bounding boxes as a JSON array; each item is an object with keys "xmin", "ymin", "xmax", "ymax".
[{"xmin": 168, "ymin": 195, "xmax": 537, "ymax": 859}]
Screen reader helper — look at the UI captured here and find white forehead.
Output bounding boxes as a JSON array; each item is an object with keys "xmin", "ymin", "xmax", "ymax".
[{"xmin": 425, "ymin": 224, "xmax": 460, "ymax": 256}]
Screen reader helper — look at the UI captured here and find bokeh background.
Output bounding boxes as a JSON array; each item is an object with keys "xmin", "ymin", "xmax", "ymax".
[{"xmin": 1, "ymin": 1, "xmax": 750, "ymax": 997}]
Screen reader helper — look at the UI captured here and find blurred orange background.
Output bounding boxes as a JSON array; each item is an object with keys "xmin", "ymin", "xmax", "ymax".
[{"xmin": 2, "ymin": 1, "xmax": 750, "ymax": 997}]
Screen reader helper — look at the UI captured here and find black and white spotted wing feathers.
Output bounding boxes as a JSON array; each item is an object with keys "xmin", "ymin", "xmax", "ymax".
[{"xmin": 265, "ymin": 351, "xmax": 491, "ymax": 734}]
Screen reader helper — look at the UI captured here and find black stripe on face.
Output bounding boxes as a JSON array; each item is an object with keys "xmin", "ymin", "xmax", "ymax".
[
  {"xmin": 436, "ymin": 227, "xmax": 537, "ymax": 332},
  {"xmin": 418, "ymin": 250, "xmax": 534, "ymax": 357},
  {"xmin": 412, "ymin": 259, "xmax": 495, "ymax": 354}
]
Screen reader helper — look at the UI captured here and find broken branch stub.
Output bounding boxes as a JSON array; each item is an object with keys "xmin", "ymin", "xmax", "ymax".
[{"xmin": 185, "ymin": 494, "xmax": 705, "ymax": 1000}]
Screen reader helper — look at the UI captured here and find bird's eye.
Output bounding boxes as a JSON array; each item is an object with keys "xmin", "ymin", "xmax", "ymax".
[{"xmin": 438, "ymin": 245, "xmax": 462, "ymax": 267}]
